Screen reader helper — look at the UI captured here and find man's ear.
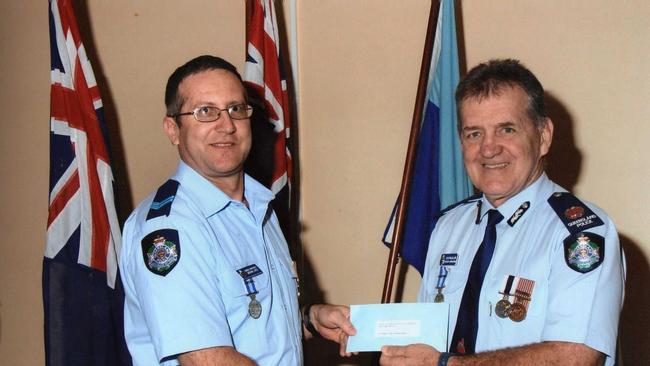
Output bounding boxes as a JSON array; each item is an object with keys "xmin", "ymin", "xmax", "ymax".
[
  {"xmin": 539, "ymin": 117, "xmax": 554, "ymax": 156},
  {"xmin": 163, "ymin": 117, "xmax": 180, "ymax": 146}
]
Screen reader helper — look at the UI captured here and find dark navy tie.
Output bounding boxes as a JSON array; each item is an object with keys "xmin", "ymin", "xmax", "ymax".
[{"xmin": 450, "ymin": 209, "xmax": 504, "ymax": 354}]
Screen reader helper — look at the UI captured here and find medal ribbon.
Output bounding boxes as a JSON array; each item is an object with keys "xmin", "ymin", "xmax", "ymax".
[
  {"xmin": 244, "ymin": 278, "xmax": 258, "ymax": 296},
  {"xmin": 436, "ymin": 266, "xmax": 449, "ymax": 289},
  {"xmin": 237, "ymin": 264, "xmax": 263, "ymax": 296},
  {"xmin": 499, "ymin": 275, "xmax": 516, "ymax": 296},
  {"xmin": 514, "ymin": 278, "xmax": 534, "ymax": 310}
]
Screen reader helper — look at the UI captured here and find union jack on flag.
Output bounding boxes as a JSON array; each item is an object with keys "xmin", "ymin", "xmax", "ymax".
[
  {"xmin": 44, "ymin": 1, "xmax": 130, "ymax": 365},
  {"xmin": 244, "ymin": 0, "xmax": 293, "ymax": 197},
  {"xmin": 46, "ymin": 0, "xmax": 121, "ymax": 287}
]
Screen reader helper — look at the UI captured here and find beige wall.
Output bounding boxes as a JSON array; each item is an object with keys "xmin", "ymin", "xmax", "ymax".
[{"xmin": 1, "ymin": 1, "xmax": 648, "ymax": 365}]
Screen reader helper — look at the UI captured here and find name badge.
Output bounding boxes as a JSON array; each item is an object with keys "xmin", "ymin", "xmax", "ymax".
[{"xmin": 440, "ymin": 253, "xmax": 458, "ymax": 266}]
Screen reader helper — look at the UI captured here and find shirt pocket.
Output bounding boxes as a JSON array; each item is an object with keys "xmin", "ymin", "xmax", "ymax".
[
  {"xmin": 219, "ymin": 262, "xmax": 271, "ymax": 299},
  {"xmin": 423, "ymin": 266, "xmax": 468, "ymax": 303}
]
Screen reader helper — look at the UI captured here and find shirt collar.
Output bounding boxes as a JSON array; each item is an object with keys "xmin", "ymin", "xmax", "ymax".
[
  {"xmin": 172, "ymin": 161, "xmax": 275, "ymax": 221},
  {"xmin": 477, "ymin": 173, "xmax": 556, "ymax": 226}
]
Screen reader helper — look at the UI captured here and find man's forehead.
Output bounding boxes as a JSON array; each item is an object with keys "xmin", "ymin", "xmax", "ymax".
[
  {"xmin": 460, "ymin": 84, "xmax": 525, "ymax": 105},
  {"xmin": 460, "ymin": 86, "xmax": 528, "ymax": 117},
  {"xmin": 178, "ymin": 69, "xmax": 246, "ymax": 101}
]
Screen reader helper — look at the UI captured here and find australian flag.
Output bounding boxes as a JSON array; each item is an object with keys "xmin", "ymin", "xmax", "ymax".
[
  {"xmin": 383, "ymin": 0, "xmax": 473, "ymax": 275},
  {"xmin": 244, "ymin": 0, "xmax": 294, "ymax": 243},
  {"xmin": 44, "ymin": 1, "xmax": 131, "ymax": 365}
]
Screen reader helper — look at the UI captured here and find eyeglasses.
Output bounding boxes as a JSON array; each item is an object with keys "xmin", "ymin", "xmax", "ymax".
[{"xmin": 169, "ymin": 103, "xmax": 253, "ymax": 122}]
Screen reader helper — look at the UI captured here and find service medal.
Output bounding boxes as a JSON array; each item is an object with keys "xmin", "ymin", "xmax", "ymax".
[
  {"xmin": 508, "ymin": 302, "xmax": 526, "ymax": 322},
  {"xmin": 434, "ymin": 290, "xmax": 444, "ymax": 303},
  {"xmin": 237, "ymin": 264, "xmax": 264, "ymax": 319},
  {"xmin": 248, "ymin": 294, "xmax": 262, "ymax": 319},
  {"xmin": 495, "ymin": 296, "xmax": 512, "ymax": 318},
  {"xmin": 433, "ymin": 266, "xmax": 449, "ymax": 303},
  {"xmin": 496, "ymin": 275, "xmax": 516, "ymax": 318}
]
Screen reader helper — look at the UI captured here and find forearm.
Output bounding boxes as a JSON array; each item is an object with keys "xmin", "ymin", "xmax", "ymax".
[
  {"xmin": 178, "ymin": 346, "xmax": 257, "ymax": 366},
  {"xmin": 448, "ymin": 341, "xmax": 604, "ymax": 366}
]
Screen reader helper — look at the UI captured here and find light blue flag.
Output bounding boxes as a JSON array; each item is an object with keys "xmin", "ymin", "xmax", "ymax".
[{"xmin": 383, "ymin": 0, "xmax": 473, "ymax": 275}]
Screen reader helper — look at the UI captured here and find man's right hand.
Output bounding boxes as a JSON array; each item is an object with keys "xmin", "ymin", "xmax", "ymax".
[{"xmin": 380, "ymin": 344, "xmax": 440, "ymax": 366}]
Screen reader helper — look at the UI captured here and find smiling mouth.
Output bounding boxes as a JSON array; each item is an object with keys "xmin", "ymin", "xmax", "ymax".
[
  {"xmin": 483, "ymin": 162, "xmax": 509, "ymax": 169},
  {"xmin": 211, "ymin": 142, "xmax": 235, "ymax": 147}
]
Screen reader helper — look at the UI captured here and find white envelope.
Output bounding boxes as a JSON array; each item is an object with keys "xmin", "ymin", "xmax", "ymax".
[{"xmin": 346, "ymin": 302, "xmax": 449, "ymax": 353}]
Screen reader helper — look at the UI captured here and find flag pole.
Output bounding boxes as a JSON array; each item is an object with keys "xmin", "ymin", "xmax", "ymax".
[{"xmin": 381, "ymin": 0, "xmax": 441, "ymax": 303}]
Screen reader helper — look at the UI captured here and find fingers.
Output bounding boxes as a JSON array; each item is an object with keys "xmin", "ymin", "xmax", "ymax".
[
  {"xmin": 382, "ymin": 345, "xmax": 406, "ymax": 357},
  {"xmin": 379, "ymin": 350, "xmax": 399, "ymax": 366},
  {"xmin": 330, "ymin": 305, "xmax": 357, "ymax": 336},
  {"xmin": 314, "ymin": 304, "xmax": 357, "ymax": 337},
  {"xmin": 338, "ymin": 333, "xmax": 351, "ymax": 357}
]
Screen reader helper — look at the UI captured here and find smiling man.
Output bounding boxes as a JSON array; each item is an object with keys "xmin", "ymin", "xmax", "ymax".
[
  {"xmin": 380, "ymin": 59, "xmax": 625, "ymax": 366},
  {"xmin": 119, "ymin": 55, "xmax": 355, "ymax": 366}
]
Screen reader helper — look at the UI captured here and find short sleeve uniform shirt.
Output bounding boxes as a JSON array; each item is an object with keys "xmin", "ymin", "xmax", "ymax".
[
  {"xmin": 120, "ymin": 162, "xmax": 302, "ymax": 365},
  {"xmin": 418, "ymin": 174, "xmax": 625, "ymax": 365}
]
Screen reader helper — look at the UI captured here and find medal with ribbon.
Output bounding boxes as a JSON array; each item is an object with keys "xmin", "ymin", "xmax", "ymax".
[
  {"xmin": 495, "ymin": 275, "xmax": 516, "ymax": 318},
  {"xmin": 508, "ymin": 277, "xmax": 535, "ymax": 322},
  {"xmin": 434, "ymin": 266, "xmax": 449, "ymax": 303},
  {"xmin": 434, "ymin": 254, "xmax": 457, "ymax": 303},
  {"xmin": 237, "ymin": 264, "xmax": 264, "ymax": 319}
]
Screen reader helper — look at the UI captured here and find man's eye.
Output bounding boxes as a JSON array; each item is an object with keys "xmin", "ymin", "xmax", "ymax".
[
  {"xmin": 196, "ymin": 106, "xmax": 213, "ymax": 116},
  {"xmin": 503, "ymin": 127, "xmax": 515, "ymax": 133},
  {"xmin": 230, "ymin": 104, "xmax": 243, "ymax": 112},
  {"xmin": 465, "ymin": 131, "xmax": 481, "ymax": 140}
]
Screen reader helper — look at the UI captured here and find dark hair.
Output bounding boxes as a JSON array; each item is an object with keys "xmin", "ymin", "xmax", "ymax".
[
  {"xmin": 456, "ymin": 59, "xmax": 547, "ymax": 130},
  {"xmin": 164, "ymin": 55, "xmax": 244, "ymax": 119}
]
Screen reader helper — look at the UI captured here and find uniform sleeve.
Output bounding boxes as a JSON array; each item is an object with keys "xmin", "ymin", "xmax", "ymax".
[
  {"xmin": 542, "ymin": 213, "xmax": 625, "ymax": 360},
  {"xmin": 123, "ymin": 215, "xmax": 232, "ymax": 362}
]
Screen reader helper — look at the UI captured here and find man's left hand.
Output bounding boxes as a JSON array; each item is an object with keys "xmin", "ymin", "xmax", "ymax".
[{"xmin": 309, "ymin": 304, "xmax": 357, "ymax": 356}]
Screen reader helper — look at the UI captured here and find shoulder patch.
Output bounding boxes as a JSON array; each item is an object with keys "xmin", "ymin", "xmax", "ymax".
[
  {"xmin": 146, "ymin": 179, "xmax": 180, "ymax": 221},
  {"xmin": 547, "ymin": 192, "xmax": 604, "ymax": 234},
  {"xmin": 141, "ymin": 229, "xmax": 180, "ymax": 276},
  {"xmin": 564, "ymin": 231, "xmax": 604, "ymax": 273}
]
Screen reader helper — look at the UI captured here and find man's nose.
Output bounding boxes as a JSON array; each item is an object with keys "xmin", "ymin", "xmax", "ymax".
[
  {"xmin": 480, "ymin": 135, "xmax": 502, "ymax": 157},
  {"xmin": 215, "ymin": 112, "xmax": 237, "ymax": 134}
]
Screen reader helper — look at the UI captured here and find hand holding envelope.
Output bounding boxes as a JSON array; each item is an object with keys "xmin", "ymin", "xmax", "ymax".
[{"xmin": 346, "ymin": 303, "xmax": 450, "ymax": 353}]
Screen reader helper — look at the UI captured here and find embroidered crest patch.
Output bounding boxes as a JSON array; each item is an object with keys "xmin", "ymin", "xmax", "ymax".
[
  {"xmin": 141, "ymin": 229, "xmax": 180, "ymax": 276},
  {"xmin": 563, "ymin": 231, "xmax": 604, "ymax": 273}
]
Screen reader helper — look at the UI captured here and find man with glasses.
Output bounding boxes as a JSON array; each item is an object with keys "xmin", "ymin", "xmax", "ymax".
[
  {"xmin": 120, "ymin": 55, "xmax": 355, "ymax": 365},
  {"xmin": 380, "ymin": 59, "xmax": 624, "ymax": 366}
]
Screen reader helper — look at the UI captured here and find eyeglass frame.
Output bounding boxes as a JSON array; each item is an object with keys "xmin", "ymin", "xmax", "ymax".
[{"xmin": 167, "ymin": 103, "xmax": 253, "ymax": 123}]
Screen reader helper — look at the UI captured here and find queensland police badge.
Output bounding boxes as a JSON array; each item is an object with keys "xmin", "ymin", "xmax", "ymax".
[
  {"xmin": 141, "ymin": 229, "xmax": 180, "ymax": 276},
  {"xmin": 563, "ymin": 232, "xmax": 604, "ymax": 273}
]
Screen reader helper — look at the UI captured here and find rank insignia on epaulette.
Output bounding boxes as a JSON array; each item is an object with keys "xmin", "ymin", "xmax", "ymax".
[
  {"xmin": 146, "ymin": 180, "xmax": 180, "ymax": 221},
  {"xmin": 564, "ymin": 206, "xmax": 585, "ymax": 220},
  {"xmin": 548, "ymin": 192, "xmax": 604, "ymax": 234},
  {"xmin": 141, "ymin": 229, "xmax": 180, "ymax": 276},
  {"xmin": 564, "ymin": 231, "xmax": 604, "ymax": 273}
]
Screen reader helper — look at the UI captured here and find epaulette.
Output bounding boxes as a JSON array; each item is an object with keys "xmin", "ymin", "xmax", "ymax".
[
  {"xmin": 435, "ymin": 193, "xmax": 482, "ymax": 220},
  {"xmin": 146, "ymin": 179, "xmax": 180, "ymax": 221},
  {"xmin": 548, "ymin": 192, "xmax": 606, "ymax": 274},
  {"xmin": 547, "ymin": 191, "xmax": 604, "ymax": 235}
]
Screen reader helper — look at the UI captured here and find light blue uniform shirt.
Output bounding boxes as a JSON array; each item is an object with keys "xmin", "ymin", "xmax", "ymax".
[
  {"xmin": 419, "ymin": 174, "xmax": 624, "ymax": 365},
  {"xmin": 120, "ymin": 161, "xmax": 302, "ymax": 365}
]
